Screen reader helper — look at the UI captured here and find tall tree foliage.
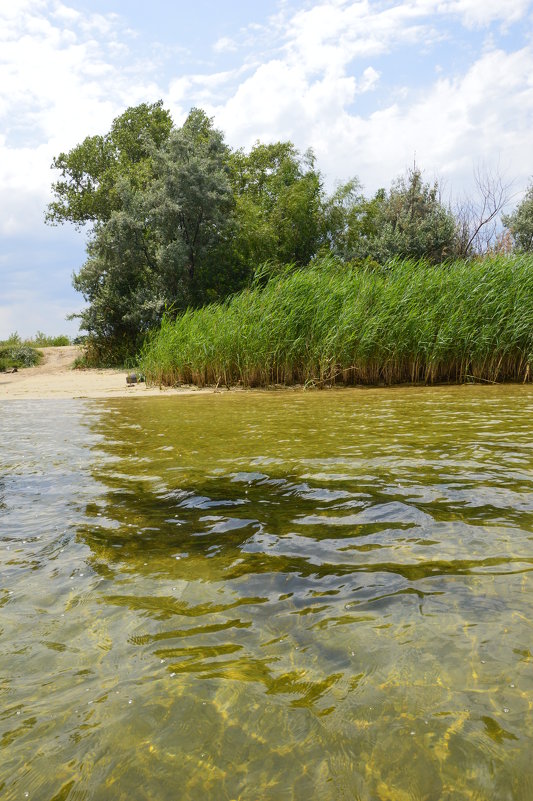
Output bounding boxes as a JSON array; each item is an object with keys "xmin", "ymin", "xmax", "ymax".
[
  {"xmin": 46, "ymin": 101, "xmax": 173, "ymax": 227},
  {"xmin": 321, "ymin": 169, "xmax": 456, "ymax": 265},
  {"xmin": 148, "ymin": 108, "xmax": 234, "ymax": 302},
  {"xmin": 69, "ymin": 109, "xmax": 235, "ymax": 350},
  {"xmin": 321, "ymin": 178, "xmax": 383, "ymax": 262},
  {"xmin": 369, "ymin": 168, "xmax": 457, "ymax": 264},
  {"xmin": 229, "ymin": 142, "xmax": 323, "ymax": 271},
  {"xmin": 71, "ymin": 182, "xmax": 160, "ymax": 348},
  {"xmin": 502, "ymin": 182, "xmax": 533, "ymax": 252}
]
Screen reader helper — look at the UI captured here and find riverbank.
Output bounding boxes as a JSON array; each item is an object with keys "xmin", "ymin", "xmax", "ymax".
[{"xmin": 0, "ymin": 346, "xmax": 218, "ymax": 400}]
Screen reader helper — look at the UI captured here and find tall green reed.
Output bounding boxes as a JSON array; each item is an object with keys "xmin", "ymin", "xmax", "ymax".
[{"xmin": 140, "ymin": 256, "xmax": 533, "ymax": 387}]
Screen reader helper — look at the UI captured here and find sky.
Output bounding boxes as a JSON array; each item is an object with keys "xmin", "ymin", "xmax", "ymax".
[{"xmin": 1, "ymin": 0, "xmax": 532, "ymax": 339}]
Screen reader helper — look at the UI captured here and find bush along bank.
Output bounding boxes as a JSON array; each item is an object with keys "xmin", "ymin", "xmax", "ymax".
[
  {"xmin": 140, "ymin": 256, "xmax": 533, "ymax": 389},
  {"xmin": 0, "ymin": 345, "xmax": 42, "ymax": 372}
]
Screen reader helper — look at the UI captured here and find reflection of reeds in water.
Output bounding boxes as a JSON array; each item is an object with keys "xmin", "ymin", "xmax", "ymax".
[{"xmin": 141, "ymin": 255, "xmax": 533, "ymax": 388}]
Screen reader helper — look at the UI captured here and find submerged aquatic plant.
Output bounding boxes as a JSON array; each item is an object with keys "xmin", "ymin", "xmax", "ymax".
[{"xmin": 140, "ymin": 255, "xmax": 533, "ymax": 388}]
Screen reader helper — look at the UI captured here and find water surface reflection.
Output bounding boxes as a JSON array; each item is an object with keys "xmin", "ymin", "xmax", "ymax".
[{"xmin": 1, "ymin": 387, "xmax": 533, "ymax": 800}]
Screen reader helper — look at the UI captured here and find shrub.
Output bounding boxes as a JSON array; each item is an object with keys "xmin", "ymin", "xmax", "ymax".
[{"xmin": 0, "ymin": 345, "xmax": 42, "ymax": 371}]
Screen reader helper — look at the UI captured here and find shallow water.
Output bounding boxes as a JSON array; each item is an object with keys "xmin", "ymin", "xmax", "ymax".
[{"xmin": 1, "ymin": 386, "xmax": 533, "ymax": 801}]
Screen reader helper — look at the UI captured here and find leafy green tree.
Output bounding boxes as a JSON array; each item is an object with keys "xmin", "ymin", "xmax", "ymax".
[
  {"xmin": 502, "ymin": 182, "xmax": 533, "ymax": 252},
  {"xmin": 368, "ymin": 168, "xmax": 457, "ymax": 264},
  {"xmin": 71, "ymin": 181, "xmax": 160, "ymax": 348},
  {"xmin": 229, "ymin": 142, "xmax": 323, "ymax": 271},
  {"xmin": 149, "ymin": 108, "xmax": 234, "ymax": 302},
  {"xmin": 46, "ymin": 101, "xmax": 173, "ymax": 227},
  {"xmin": 321, "ymin": 178, "xmax": 383, "ymax": 262},
  {"xmin": 70, "ymin": 109, "xmax": 235, "ymax": 351},
  {"xmin": 320, "ymin": 168, "xmax": 456, "ymax": 266}
]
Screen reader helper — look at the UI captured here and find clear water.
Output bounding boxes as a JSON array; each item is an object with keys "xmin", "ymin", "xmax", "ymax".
[{"xmin": 1, "ymin": 386, "xmax": 533, "ymax": 801}]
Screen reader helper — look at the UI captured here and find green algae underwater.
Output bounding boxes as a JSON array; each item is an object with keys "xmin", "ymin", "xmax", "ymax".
[{"xmin": 1, "ymin": 385, "xmax": 533, "ymax": 800}]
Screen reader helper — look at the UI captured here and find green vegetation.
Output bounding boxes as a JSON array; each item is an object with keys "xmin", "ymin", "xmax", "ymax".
[
  {"xmin": 0, "ymin": 332, "xmax": 71, "ymax": 372},
  {"xmin": 50, "ymin": 107, "xmax": 330, "ymax": 355},
  {"xmin": 46, "ymin": 101, "xmax": 173, "ymax": 228},
  {"xmin": 503, "ymin": 182, "xmax": 533, "ymax": 252},
  {"xmin": 140, "ymin": 256, "xmax": 533, "ymax": 388},
  {"xmin": 31, "ymin": 332, "xmax": 71, "ymax": 347},
  {"xmin": 1, "ymin": 331, "xmax": 70, "ymax": 348},
  {"xmin": 47, "ymin": 101, "xmax": 533, "ymax": 375},
  {"xmin": 71, "ymin": 337, "xmax": 136, "ymax": 369},
  {"xmin": 0, "ymin": 344, "xmax": 42, "ymax": 372},
  {"xmin": 325, "ymin": 170, "xmax": 457, "ymax": 265}
]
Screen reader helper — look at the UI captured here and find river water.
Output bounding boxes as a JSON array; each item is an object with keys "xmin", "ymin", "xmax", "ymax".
[{"xmin": 1, "ymin": 387, "xmax": 533, "ymax": 801}]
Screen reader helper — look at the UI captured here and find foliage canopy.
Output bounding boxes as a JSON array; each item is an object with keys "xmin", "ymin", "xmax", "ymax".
[
  {"xmin": 46, "ymin": 101, "xmax": 173, "ymax": 228},
  {"xmin": 502, "ymin": 183, "xmax": 533, "ymax": 252},
  {"xmin": 47, "ymin": 101, "xmax": 525, "ymax": 362}
]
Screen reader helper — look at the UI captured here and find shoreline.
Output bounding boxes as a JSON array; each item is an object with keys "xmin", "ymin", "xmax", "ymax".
[
  {"xmin": 1, "ymin": 347, "xmax": 531, "ymax": 401},
  {"xmin": 0, "ymin": 346, "xmax": 220, "ymax": 400}
]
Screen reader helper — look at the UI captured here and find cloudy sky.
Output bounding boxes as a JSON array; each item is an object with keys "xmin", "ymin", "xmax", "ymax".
[{"xmin": 1, "ymin": 0, "xmax": 532, "ymax": 338}]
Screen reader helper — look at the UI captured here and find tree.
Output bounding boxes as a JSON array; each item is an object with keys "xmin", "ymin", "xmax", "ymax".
[
  {"xmin": 70, "ymin": 109, "xmax": 235, "ymax": 350},
  {"xmin": 321, "ymin": 178, "xmax": 383, "ymax": 262},
  {"xmin": 149, "ymin": 108, "xmax": 234, "ymax": 302},
  {"xmin": 71, "ymin": 181, "xmax": 161, "ymax": 348},
  {"xmin": 502, "ymin": 182, "xmax": 533, "ymax": 252},
  {"xmin": 369, "ymin": 167, "xmax": 457, "ymax": 264},
  {"xmin": 46, "ymin": 101, "xmax": 173, "ymax": 228},
  {"xmin": 454, "ymin": 165, "xmax": 512, "ymax": 256},
  {"xmin": 229, "ymin": 142, "xmax": 323, "ymax": 271},
  {"xmin": 322, "ymin": 168, "xmax": 457, "ymax": 266}
]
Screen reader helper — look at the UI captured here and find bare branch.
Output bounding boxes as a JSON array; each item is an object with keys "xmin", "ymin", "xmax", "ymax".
[{"xmin": 454, "ymin": 163, "xmax": 514, "ymax": 257}]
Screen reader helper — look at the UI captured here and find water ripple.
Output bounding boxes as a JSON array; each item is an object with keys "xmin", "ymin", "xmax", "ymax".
[{"xmin": 1, "ymin": 387, "xmax": 533, "ymax": 800}]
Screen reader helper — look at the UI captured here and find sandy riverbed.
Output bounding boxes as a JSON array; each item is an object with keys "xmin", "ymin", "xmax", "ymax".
[{"xmin": 0, "ymin": 346, "xmax": 216, "ymax": 400}]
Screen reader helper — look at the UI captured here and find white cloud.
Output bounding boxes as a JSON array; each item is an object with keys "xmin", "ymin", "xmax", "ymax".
[
  {"xmin": 0, "ymin": 0, "xmax": 164, "ymax": 233},
  {"xmin": 0, "ymin": 0, "xmax": 531, "ymax": 214},
  {"xmin": 317, "ymin": 45, "xmax": 533, "ymax": 192},
  {"xmin": 200, "ymin": 1, "xmax": 533, "ymax": 197},
  {"xmin": 213, "ymin": 36, "xmax": 238, "ymax": 53},
  {"xmin": 437, "ymin": 0, "xmax": 531, "ymax": 26},
  {"xmin": 359, "ymin": 66, "xmax": 380, "ymax": 92},
  {"xmin": 283, "ymin": 1, "xmax": 438, "ymax": 72},
  {"xmin": 51, "ymin": 3, "xmax": 80, "ymax": 24}
]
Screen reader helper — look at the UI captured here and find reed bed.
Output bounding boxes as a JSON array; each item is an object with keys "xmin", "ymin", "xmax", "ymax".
[{"xmin": 140, "ymin": 256, "xmax": 533, "ymax": 387}]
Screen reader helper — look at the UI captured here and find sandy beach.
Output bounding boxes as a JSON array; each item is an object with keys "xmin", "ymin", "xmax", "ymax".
[{"xmin": 0, "ymin": 346, "xmax": 214, "ymax": 400}]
